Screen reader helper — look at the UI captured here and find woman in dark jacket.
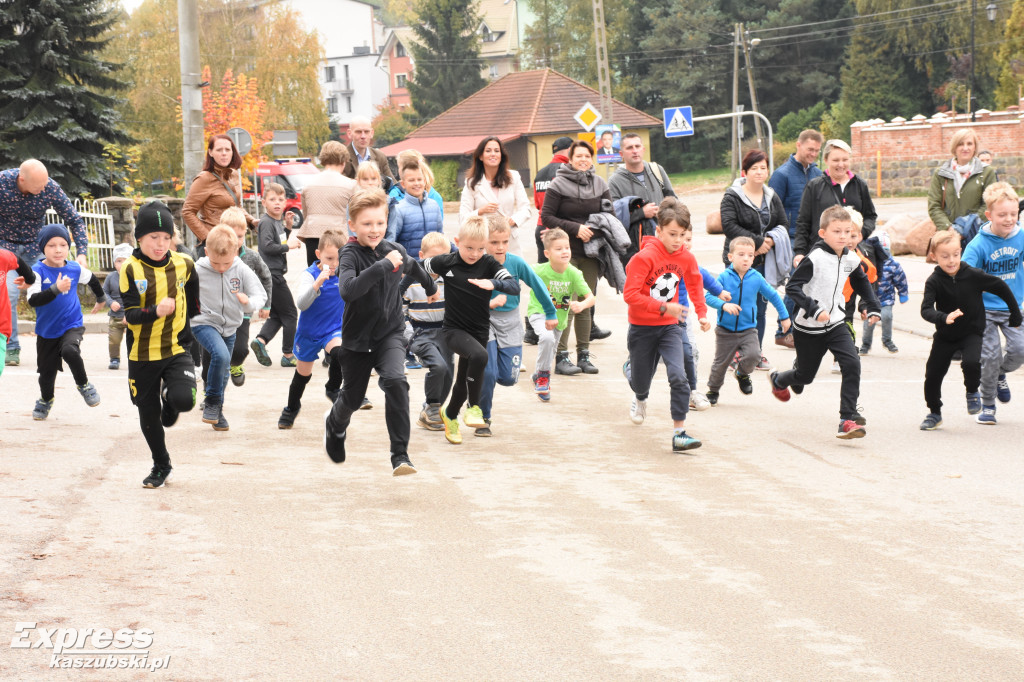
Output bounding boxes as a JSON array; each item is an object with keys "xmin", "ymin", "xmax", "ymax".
[
  {"xmin": 793, "ymin": 138, "xmax": 876, "ymax": 261},
  {"xmin": 540, "ymin": 140, "xmax": 612, "ymax": 375},
  {"xmin": 720, "ymin": 149, "xmax": 788, "ymax": 354}
]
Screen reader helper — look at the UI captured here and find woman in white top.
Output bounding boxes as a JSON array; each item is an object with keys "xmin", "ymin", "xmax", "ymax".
[
  {"xmin": 459, "ymin": 136, "xmax": 531, "ymax": 254},
  {"xmin": 294, "ymin": 141, "xmax": 357, "ymax": 266}
]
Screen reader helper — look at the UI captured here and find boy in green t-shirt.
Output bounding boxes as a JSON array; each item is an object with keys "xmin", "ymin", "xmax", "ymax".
[{"xmin": 527, "ymin": 228, "xmax": 595, "ymax": 400}]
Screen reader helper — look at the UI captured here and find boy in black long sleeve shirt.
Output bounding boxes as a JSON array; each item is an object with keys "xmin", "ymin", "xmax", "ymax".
[
  {"xmin": 421, "ymin": 216, "xmax": 520, "ymax": 445},
  {"xmin": 253, "ymin": 184, "xmax": 299, "ymax": 367},
  {"xmin": 919, "ymin": 231, "xmax": 1022, "ymax": 430},
  {"xmin": 324, "ymin": 189, "xmax": 437, "ymax": 475}
]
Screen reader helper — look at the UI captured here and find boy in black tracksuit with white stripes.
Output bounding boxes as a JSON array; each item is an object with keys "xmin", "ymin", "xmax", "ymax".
[
  {"xmin": 323, "ymin": 189, "xmax": 437, "ymax": 476},
  {"xmin": 769, "ymin": 206, "xmax": 882, "ymax": 439}
]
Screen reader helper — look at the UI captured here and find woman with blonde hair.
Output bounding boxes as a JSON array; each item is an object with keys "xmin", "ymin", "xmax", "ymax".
[{"xmin": 927, "ymin": 128, "xmax": 996, "ymax": 239}]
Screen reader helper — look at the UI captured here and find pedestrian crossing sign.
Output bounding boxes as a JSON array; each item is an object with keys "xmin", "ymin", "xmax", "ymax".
[{"xmin": 663, "ymin": 106, "xmax": 694, "ymax": 138}]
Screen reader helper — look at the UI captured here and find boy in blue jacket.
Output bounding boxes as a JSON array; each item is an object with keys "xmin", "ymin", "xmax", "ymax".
[
  {"xmin": 962, "ymin": 182, "xmax": 1024, "ymax": 425},
  {"xmin": 477, "ymin": 215, "xmax": 557, "ymax": 435},
  {"xmin": 386, "ymin": 157, "xmax": 444, "ymax": 256},
  {"xmin": 704, "ymin": 236, "xmax": 790, "ymax": 405},
  {"xmin": 860, "ymin": 232, "xmax": 909, "ymax": 355}
]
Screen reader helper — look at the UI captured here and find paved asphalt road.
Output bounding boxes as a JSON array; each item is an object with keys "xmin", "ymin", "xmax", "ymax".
[{"xmin": 2, "ymin": 195, "xmax": 1022, "ymax": 680}]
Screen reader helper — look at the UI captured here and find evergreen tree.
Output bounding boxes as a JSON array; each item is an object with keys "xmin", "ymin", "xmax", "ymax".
[
  {"xmin": 407, "ymin": 0, "xmax": 487, "ymax": 119},
  {"xmin": 0, "ymin": 0, "xmax": 130, "ymax": 197}
]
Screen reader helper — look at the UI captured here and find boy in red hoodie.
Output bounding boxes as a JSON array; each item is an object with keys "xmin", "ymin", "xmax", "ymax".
[{"xmin": 623, "ymin": 197, "xmax": 709, "ymax": 451}]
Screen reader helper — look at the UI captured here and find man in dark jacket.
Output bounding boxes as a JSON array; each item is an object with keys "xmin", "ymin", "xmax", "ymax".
[{"xmin": 341, "ymin": 116, "xmax": 396, "ymax": 187}]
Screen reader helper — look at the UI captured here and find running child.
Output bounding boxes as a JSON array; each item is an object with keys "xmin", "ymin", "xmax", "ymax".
[
  {"xmin": 705, "ymin": 236, "xmax": 790, "ymax": 404},
  {"xmin": 526, "ymin": 228, "xmax": 594, "ymax": 402},
  {"xmin": 768, "ymin": 205, "xmax": 881, "ymax": 439},
  {"xmin": 26, "ymin": 223, "xmax": 105, "ymax": 419},
  {"xmin": 477, "ymin": 214, "xmax": 557, "ymax": 436},
  {"xmin": 191, "ymin": 224, "xmax": 267, "ymax": 431},
  {"xmin": 120, "ymin": 201, "xmax": 200, "ymax": 488},
  {"xmin": 421, "ymin": 215, "xmax": 520, "ymax": 445},
  {"xmin": 920, "ymin": 230, "xmax": 1020, "ymax": 430},
  {"xmin": 323, "ymin": 188, "xmax": 438, "ymax": 476},
  {"xmin": 962, "ymin": 181, "xmax": 1024, "ymax": 425},
  {"xmin": 278, "ymin": 230, "xmax": 347, "ymax": 429},
  {"xmin": 1, "ymin": 247, "xmax": 36, "ymax": 376},
  {"xmin": 251, "ymin": 183, "xmax": 299, "ymax": 370},
  {"xmin": 622, "ymin": 197, "xmax": 708, "ymax": 451},
  {"xmin": 215, "ymin": 206, "xmax": 273, "ymax": 386},
  {"xmin": 101, "ymin": 243, "xmax": 133, "ymax": 369},
  {"xmin": 405, "ymin": 231, "xmax": 453, "ymax": 431}
]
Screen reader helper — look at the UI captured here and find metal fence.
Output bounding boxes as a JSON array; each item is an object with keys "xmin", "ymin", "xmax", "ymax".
[{"xmin": 45, "ymin": 199, "xmax": 116, "ymax": 272}]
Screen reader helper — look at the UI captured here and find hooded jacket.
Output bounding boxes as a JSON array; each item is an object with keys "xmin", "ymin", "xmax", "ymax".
[
  {"xmin": 191, "ymin": 256, "xmax": 267, "ymax": 335},
  {"xmin": 720, "ymin": 179, "xmax": 788, "ymax": 267},
  {"xmin": 705, "ymin": 265, "xmax": 789, "ymax": 332},
  {"xmin": 786, "ymin": 241, "xmax": 880, "ymax": 334},
  {"xmin": 623, "ymin": 235, "xmax": 706, "ymax": 326},
  {"xmin": 793, "ymin": 173, "xmax": 877, "ymax": 256},
  {"xmin": 921, "ymin": 263, "xmax": 1021, "ymax": 341},
  {"xmin": 961, "ymin": 222, "xmax": 1024, "ymax": 311},
  {"xmin": 338, "ymin": 237, "xmax": 436, "ymax": 352},
  {"xmin": 927, "ymin": 158, "xmax": 997, "ymax": 230},
  {"xmin": 540, "ymin": 164, "xmax": 612, "ymax": 258}
]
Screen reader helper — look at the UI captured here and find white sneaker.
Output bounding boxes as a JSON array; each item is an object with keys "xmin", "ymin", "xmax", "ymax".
[
  {"xmin": 630, "ymin": 398, "xmax": 647, "ymax": 425},
  {"xmin": 831, "ymin": 361, "xmax": 841, "ymax": 374},
  {"xmin": 690, "ymin": 391, "xmax": 711, "ymax": 411}
]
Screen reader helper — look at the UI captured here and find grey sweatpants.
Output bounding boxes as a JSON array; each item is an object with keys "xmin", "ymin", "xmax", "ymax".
[
  {"xmin": 529, "ymin": 313, "xmax": 561, "ymax": 373},
  {"xmin": 706, "ymin": 327, "xmax": 760, "ymax": 392},
  {"xmin": 627, "ymin": 323, "xmax": 689, "ymax": 421},
  {"xmin": 410, "ymin": 327, "xmax": 453, "ymax": 405},
  {"xmin": 980, "ymin": 309, "xmax": 1024, "ymax": 405}
]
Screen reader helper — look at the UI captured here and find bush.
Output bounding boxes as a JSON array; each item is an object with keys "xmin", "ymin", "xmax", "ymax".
[
  {"xmin": 431, "ymin": 159, "xmax": 460, "ymax": 201},
  {"xmin": 777, "ymin": 101, "xmax": 828, "ymax": 142}
]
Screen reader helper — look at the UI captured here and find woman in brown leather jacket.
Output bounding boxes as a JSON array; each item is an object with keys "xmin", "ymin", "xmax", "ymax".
[{"xmin": 182, "ymin": 135, "xmax": 256, "ymax": 251}]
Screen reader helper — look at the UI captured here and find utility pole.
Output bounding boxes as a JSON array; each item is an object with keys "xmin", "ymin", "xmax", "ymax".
[
  {"xmin": 178, "ymin": 0, "xmax": 204, "ymax": 197},
  {"xmin": 591, "ymin": 0, "xmax": 614, "ymax": 122},
  {"xmin": 741, "ymin": 28, "xmax": 765, "ymax": 148},
  {"xmin": 731, "ymin": 23, "xmax": 740, "ymax": 180}
]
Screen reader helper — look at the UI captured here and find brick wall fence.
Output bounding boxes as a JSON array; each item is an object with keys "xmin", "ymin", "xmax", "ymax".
[{"xmin": 850, "ymin": 103, "xmax": 1024, "ymax": 196}]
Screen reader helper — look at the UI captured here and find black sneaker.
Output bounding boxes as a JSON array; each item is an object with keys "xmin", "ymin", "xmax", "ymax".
[
  {"xmin": 278, "ymin": 406, "xmax": 299, "ymax": 429},
  {"xmin": 858, "ymin": 345, "xmax": 870, "ymax": 356},
  {"xmin": 391, "ymin": 452, "xmax": 417, "ymax": 476},
  {"xmin": 475, "ymin": 418, "xmax": 492, "ymax": 437},
  {"xmin": 589, "ymin": 323, "xmax": 612, "ymax": 341},
  {"xmin": 555, "ymin": 351, "xmax": 582, "ymax": 376},
  {"xmin": 735, "ymin": 371, "xmax": 753, "ymax": 395},
  {"xmin": 360, "ymin": 396, "xmax": 373, "ymax": 410},
  {"xmin": 523, "ymin": 317, "xmax": 538, "ymax": 345},
  {"xmin": 250, "ymin": 338, "xmax": 272, "ymax": 367},
  {"xmin": 212, "ymin": 409, "xmax": 229, "ymax": 432},
  {"xmin": 160, "ymin": 386, "xmax": 180, "ymax": 427},
  {"xmin": 202, "ymin": 400, "xmax": 220, "ymax": 424},
  {"xmin": 884, "ymin": 341, "xmax": 899, "ymax": 354},
  {"xmin": 706, "ymin": 390, "xmax": 719, "ymax": 406},
  {"xmin": 324, "ymin": 409, "xmax": 346, "ymax": 463},
  {"xmin": 577, "ymin": 350, "xmax": 599, "ymax": 374},
  {"xmin": 142, "ymin": 466, "xmax": 173, "ymax": 488}
]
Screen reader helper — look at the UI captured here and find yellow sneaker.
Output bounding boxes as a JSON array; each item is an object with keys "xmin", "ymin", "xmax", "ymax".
[
  {"xmin": 441, "ymin": 406, "xmax": 462, "ymax": 444},
  {"xmin": 463, "ymin": 404, "xmax": 486, "ymax": 428}
]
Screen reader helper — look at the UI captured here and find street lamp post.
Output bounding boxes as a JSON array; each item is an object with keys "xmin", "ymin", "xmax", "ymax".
[{"xmin": 970, "ymin": 1, "xmax": 1000, "ymax": 121}]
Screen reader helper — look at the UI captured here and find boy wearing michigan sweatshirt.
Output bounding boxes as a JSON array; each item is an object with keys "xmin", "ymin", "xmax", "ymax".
[
  {"xmin": 769, "ymin": 205, "xmax": 881, "ymax": 439},
  {"xmin": 623, "ymin": 197, "xmax": 708, "ymax": 451},
  {"xmin": 704, "ymin": 236, "xmax": 790, "ymax": 405},
  {"xmin": 962, "ymin": 182, "xmax": 1024, "ymax": 424}
]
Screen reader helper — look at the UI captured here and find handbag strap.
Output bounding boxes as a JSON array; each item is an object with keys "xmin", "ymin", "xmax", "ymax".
[{"xmin": 216, "ymin": 175, "xmax": 240, "ymax": 207}]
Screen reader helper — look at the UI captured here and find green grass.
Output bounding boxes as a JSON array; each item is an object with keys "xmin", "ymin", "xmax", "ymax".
[{"xmin": 667, "ymin": 167, "xmax": 733, "ymax": 194}]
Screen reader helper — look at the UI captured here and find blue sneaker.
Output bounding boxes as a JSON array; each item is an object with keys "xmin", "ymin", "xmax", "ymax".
[
  {"xmin": 406, "ymin": 352, "xmax": 422, "ymax": 370},
  {"xmin": 920, "ymin": 413, "xmax": 942, "ymax": 430},
  {"xmin": 966, "ymin": 391, "xmax": 982, "ymax": 415},
  {"xmin": 672, "ymin": 431, "xmax": 702, "ymax": 452},
  {"xmin": 250, "ymin": 338, "xmax": 272, "ymax": 366},
  {"xmin": 976, "ymin": 405, "xmax": 997, "ymax": 425},
  {"xmin": 997, "ymin": 374, "xmax": 1011, "ymax": 403}
]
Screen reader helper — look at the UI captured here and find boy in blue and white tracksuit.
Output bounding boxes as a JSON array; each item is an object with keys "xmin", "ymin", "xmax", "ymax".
[
  {"xmin": 703, "ymin": 237, "xmax": 789, "ymax": 403},
  {"xmin": 961, "ymin": 182, "xmax": 1024, "ymax": 424},
  {"xmin": 478, "ymin": 218, "xmax": 557, "ymax": 434}
]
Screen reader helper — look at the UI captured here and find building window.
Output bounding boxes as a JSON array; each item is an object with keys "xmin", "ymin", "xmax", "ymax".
[
  {"xmin": 396, "ymin": 73, "xmax": 408, "ymax": 88},
  {"xmin": 327, "ymin": 97, "xmax": 337, "ymax": 114},
  {"xmin": 396, "ymin": 41, "xmax": 406, "ymax": 58},
  {"xmin": 343, "ymin": 65, "xmax": 349, "ymax": 86},
  {"xmin": 489, "ymin": 65, "xmax": 499, "ymax": 79},
  {"xmin": 480, "ymin": 25, "xmax": 495, "ymax": 42},
  {"xmin": 324, "ymin": 66, "xmax": 335, "ymax": 82},
  {"xmin": 346, "ymin": 96, "xmax": 352, "ymax": 113}
]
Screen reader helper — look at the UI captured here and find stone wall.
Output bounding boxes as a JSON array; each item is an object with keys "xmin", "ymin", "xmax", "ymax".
[{"xmin": 849, "ymin": 103, "xmax": 1024, "ymax": 196}]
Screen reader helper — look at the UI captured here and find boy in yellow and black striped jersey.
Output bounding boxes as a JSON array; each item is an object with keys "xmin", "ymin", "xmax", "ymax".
[{"xmin": 120, "ymin": 201, "xmax": 201, "ymax": 488}]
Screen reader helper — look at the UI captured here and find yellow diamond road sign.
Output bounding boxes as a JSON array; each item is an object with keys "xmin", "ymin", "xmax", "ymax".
[{"xmin": 574, "ymin": 102, "xmax": 602, "ymax": 132}]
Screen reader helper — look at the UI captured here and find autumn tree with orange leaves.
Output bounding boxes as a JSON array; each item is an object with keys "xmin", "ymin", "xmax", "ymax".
[{"xmin": 201, "ymin": 66, "xmax": 273, "ymax": 184}]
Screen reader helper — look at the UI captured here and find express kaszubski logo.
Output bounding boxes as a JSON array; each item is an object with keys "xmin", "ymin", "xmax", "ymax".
[{"xmin": 11, "ymin": 623, "xmax": 171, "ymax": 671}]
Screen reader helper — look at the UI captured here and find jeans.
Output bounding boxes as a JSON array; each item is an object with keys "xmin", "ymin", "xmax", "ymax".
[
  {"xmin": 480, "ymin": 339, "xmax": 522, "ymax": 420},
  {"xmin": 861, "ymin": 305, "xmax": 893, "ymax": 347},
  {"xmin": 5, "ymin": 243, "xmax": 41, "ymax": 351},
  {"xmin": 192, "ymin": 325, "xmax": 236, "ymax": 404}
]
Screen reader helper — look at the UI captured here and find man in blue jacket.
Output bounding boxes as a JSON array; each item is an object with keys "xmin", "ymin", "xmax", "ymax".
[{"xmin": 767, "ymin": 129, "xmax": 823, "ymax": 349}]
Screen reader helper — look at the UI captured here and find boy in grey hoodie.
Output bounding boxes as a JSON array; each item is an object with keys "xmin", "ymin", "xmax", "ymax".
[{"xmin": 191, "ymin": 225, "xmax": 267, "ymax": 431}]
